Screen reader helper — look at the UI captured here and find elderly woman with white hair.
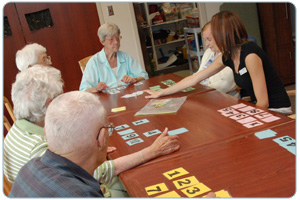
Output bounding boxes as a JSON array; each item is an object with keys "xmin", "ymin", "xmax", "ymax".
[
  {"xmin": 80, "ymin": 22, "xmax": 148, "ymax": 92},
  {"xmin": 4, "ymin": 65, "xmax": 64, "ymax": 184},
  {"xmin": 15, "ymin": 43, "xmax": 52, "ymax": 71}
]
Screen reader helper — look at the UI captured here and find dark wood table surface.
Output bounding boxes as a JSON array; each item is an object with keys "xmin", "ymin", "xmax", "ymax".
[
  {"xmin": 119, "ymin": 120, "xmax": 295, "ymax": 197},
  {"xmin": 96, "ymin": 73, "xmax": 215, "ymax": 116},
  {"xmin": 107, "ymin": 90, "xmax": 293, "ymax": 166}
]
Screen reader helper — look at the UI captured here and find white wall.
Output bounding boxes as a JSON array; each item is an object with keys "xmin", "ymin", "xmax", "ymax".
[{"xmin": 95, "ymin": 3, "xmax": 145, "ymax": 69}]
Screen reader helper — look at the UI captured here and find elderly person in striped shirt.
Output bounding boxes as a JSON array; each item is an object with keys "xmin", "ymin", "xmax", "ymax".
[{"xmin": 9, "ymin": 91, "xmax": 180, "ymax": 197}]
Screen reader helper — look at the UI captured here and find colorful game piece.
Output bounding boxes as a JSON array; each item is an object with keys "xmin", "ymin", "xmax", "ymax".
[
  {"xmin": 126, "ymin": 138, "xmax": 144, "ymax": 146},
  {"xmin": 163, "ymin": 167, "xmax": 189, "ymax": 180},
  {"xmin": 168, "ymin": 128, "xmax": 188, "ymax": 136},
  {"xmin": 117, "ymin": 128, "xmax": 135, "ymax": 136},
  {"xmin": 255, "ymin": 129, "xmax": 277, "ymax": 139},
  {"xmin": 145, "ymin": 183, "xmax": 169, "ymax": 196},
  {"xmin": 115, "ymin": 124, "xmax": 130, "ymax": 131},
  {"xmin": 143, "ymin": 129, "xmax": 162, "ymax": 137},
  {"xmin": 181, "ymin": 182, "xmax": 211, "ymax": 197},
  {"xmin": 155, "ymin": 191, "xmax": 181, "ymax": 197},
  {"xmin": 111, "ymin": 106, "xmax": 126, "ymax": 113},
  {"xmin": 173, "ymin": 176, "xmax": 200, "ymax": 189},
  {"xmin": 132, "ymin": 119, "xmax": 150, "ymax": 126}
]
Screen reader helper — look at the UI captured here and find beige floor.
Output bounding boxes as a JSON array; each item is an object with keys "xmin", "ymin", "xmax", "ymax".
[{"xmin": 173, "ymin": 70, "xmax": 296, "ymax": 114}]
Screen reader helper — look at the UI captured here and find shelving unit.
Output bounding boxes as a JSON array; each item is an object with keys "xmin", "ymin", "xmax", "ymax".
[
  {"xmin": 183, "ymin": 27, "xmax": 204, "ymax": 74},
  {"xmin": 134, "ymin": 2, "xmax": 198, "ymax": 76}
]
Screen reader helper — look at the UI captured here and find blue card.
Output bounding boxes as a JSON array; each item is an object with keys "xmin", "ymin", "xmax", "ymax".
[
  {"xmin": 126, "ymin": 138, "xmax": 144, "ymax": 146},
  {"xmin": 122, "ymin": 133, "xmax": 139, "ymax": 140},
  {"xmin": 273, "ymin": 136, "xmax": 296, "ymax": 155},
  {"xmin": 143, "ymin": 129, "xmax": 162, "ymax": 137},
  {"xmin": 117, "ymin": 128, "xmax": 135, "ymax": 136},
  {"xmin": 115, "ymin": 124, "xmax": 130, "ymax": 131},
  {"xmin": 132, "ymin": 119, "xmax": 150, "ymax": 126},
  {"xmin": 168, "ymin": 128, "xmax": 188, "ymax": 136},
  {"xmin": 255, "ymin": 129, "xmax": 277, "ymax": 139}
]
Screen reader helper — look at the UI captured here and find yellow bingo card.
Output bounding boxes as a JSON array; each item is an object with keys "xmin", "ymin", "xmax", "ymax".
[{"xmin": 163, "ymin": 167, "xmax": 189, "ymax": 180}]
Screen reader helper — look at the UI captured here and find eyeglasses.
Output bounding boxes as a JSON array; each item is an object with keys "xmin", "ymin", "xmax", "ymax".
[
  {"xmin": 105, "ymin": 36, "xmax": 122, "ymax": 43},
  {"xmin": 43, "ymin": 56, "xmax": 51, "ymax": 64},
  {"xmin": 96, "ymin": 123, "xmax": 115, "ymax": 139}
]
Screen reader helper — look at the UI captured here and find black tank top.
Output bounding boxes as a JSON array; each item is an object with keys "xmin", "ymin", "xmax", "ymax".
[{"xmin": 222, "ymin": 42, "xmax": 291, "ymax": 108}]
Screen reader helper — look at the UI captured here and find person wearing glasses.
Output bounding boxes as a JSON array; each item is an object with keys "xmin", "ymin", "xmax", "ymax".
[
  {"xmin": 10, "ymin": 91, "xmax": 180, "ymax": 197},
  {"xmin": 79, "ymin": 22, "xmax": 148, "ymax": 92},
  {"xmin": 15, "ymin": 43, "xmax": 52, "ymax": 71},
  {"xmin": 3, "ymin": 65, "xmax": 122, "ymax": 197}
]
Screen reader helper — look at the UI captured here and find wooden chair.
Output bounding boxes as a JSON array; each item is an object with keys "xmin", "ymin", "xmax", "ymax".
[
  {"xmin": 4, "ymin": 173, "xmax": 12, "ymax": 196},
  {"xmin": 3, "ymin": 117, "xmax": 12, "ymax": 196},
  {"xmin": 4, "ymin": 116, "xmax": 12, "ymax": 132},
  {"xmin": 4, "ymin": 96, "xmax": 16, "ymax": 122},
  {"xmin": 78, "ymin": 55, "xmax": 93, "ymax": 74}
]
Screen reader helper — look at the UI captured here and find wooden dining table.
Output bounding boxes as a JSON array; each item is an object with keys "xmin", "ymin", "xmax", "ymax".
[
  {"xmin": 96, "ymin": 73, "xmax": 295, "ymax": 198},
  {"xmin": 118, "ymin": 120, "xmax": 295, "ymax": 197},
  {"xmin": 96, "ymin": 73, "xmax": 214, "ymax": 116}
]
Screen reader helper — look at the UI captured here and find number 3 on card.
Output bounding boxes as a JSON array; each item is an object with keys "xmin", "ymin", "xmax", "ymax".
[{"xmin": 145, "ymin": 183, "xmax": 168, "ymax": 196}]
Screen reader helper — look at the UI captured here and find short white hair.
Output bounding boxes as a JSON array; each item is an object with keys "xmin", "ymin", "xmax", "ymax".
[
  {"xmin": 45, "ymin": 91, "xmax": 107, "ymax": 154},
  {"xmin": 12, "ymin": 65, "xmax": 64, "ymax": 123},
  {"xmin": 15, "ymin": 43, "xmax": 47, "ymax": 71},
  {"xmin": 97, "ymin": 22, "xmax": 120, "ymax": 41}
]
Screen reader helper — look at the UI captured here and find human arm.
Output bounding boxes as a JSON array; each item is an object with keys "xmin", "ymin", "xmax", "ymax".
[
  {"xmin": 245, "ymin": 53, "xmax": 269, "ymax": 108},
  {"xmin": 144, "ymin": 55, "xmax": 226, "ymax": 98},
  {"xmin": 84, "ymin": 82, "xmax": 109, "ymax": 93},
  {"xmin": 113, "ymin": 127, "xmax": 180, "ymax": 176},
  {"xmin": 121, "ymin": 75, "xmax": 145, "ymax": 84}
]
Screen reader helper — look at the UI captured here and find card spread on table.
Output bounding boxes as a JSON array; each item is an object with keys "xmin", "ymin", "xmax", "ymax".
[
  {"xmin": 221, "ymin": 110, "xmax": 240, "ymax": 117},
  {"xmin": 173, "ymin": 176, "xmax": 200, "ymax": 189},
  {"xmin": 218, "ymin": 107, "xmax": 234, "ymax": 113},
  {"xmin": 255, "ymin": 129, "xmax": 277, "ymax": 139},
  {"xmin": 132, "ymin": 118, "xmax": 150, "ymax": 126},
  {"xmin": 111, "ymin": 106, "xmax": 126, "ymax": 113},
  {"xmin": 143, "ymin": 129, "xmax": 162, "ymax": 137},
  {"xmin": 168, "ymin": 128, "xmax": 188, "ymax": 136},
  {"xmin": 126, "ymin": 138, "xmax": 144, "ymax": 146},
  {"xmin": 238, "ymin": 106, "xmax": 256, "ymax": 112},
  {"xmin": 155, "ymin": 191, "xmax": 180, "ymax": 197},
  {"xmin": 215, "ymin": 189, "xmax": 232, "ymax": 197},
  {"xmin": 121, "ymin": 133, "xmax": 139, "ymax": 140},
  {"xmin": 231, "ymin": 103, "xmax": 247, "ymax": 109},
  {"xmin": 149, "ymin": 85, "xmax": 162, "ymax": 91},
  {"xmin": 182, "ymin": 87, "xmax": 195, "ymax": 92},
  {"xmin": 121, "ymin": 91, "xmax": 143, "ymax": 98},
  {"xmin": 243, "ymin": 120, "xmax": 264, "ymax": 128},
  {"xmin": 114, "ymin": 124, "xmax": 130, "ymax": 131},
  {"xmin": 117, "ymin": 128, "xmax": 135, "ymax": 136},
  {"xmin": 145, "ymin": 183, "xmax": 169, "ymax": 196},
  {"xmin": 254, "ymin": 112, "xmax": 273, "ymax": 119},
  {"xmin": 163, "ymin": 167, "xmax": 189, "ymax": 180},
  {"xmin": 134, "ymin": 81, "xmax": 144, "ymax": 86},
  {"xmin": 245, "ymin": 108, "xmax": 264, "ymax": 115},
  {"xmin": 236, "ymin": 116, "xmax": 257, "ymax": 124},
  {"xmin": 260, "ymin": 115, "xmax": 280, "ymax": 123},
  {"xmin": 161, "ymin": 79, "xmax": 176, "ymax": 87},
  {"xmin": 181, "ymin": 182, "xmax": 211, "ymax": 197},
  {"xmin": 273, "ymin": 136, "xmax": 296, "ymax": 155},
  {"xmin": 230, "ymin": 113, "xmax": 249, "ymax": 120}
]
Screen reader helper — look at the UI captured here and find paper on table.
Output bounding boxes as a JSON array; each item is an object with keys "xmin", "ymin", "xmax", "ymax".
[
  {"xmin": 135, "ymin": 96, "xmax": 187, "ymax": 116},
  {"xmin": 121, "ymin": 91, "xmax": 143, "ymax": 98}
]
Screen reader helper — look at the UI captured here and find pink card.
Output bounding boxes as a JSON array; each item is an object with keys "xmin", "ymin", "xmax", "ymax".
[
  {"xmin": 230, "ymin": 113, "xmax": 249, "ymax": 120},
  {"xmin": 254, "ymin": 112, "xmax": 273, "ymax": 119},
  {"xmin": 238, "ymin": 106, "xmax": 256, "ymax": 112},
  {"xmin": 245, "ymin": 109, "xmax": 265, "ymax": 115},
  {"xmin": 237, "ymin": 116, "xmax": 257, "ymax": 124},
  {"xmin": 243, "ymin": 120, "xmax": 264, "ymax": 128},
  {"xmin": 231, "ymin": 103, "xmax": 247, "ymax": 109},
  {"xmin": 260, "ymin": 116, "xmax": 280, "ymax": 123},
  {"xmin": 221, "ymin": 110, "xmax": 240, "ymax": 117}
]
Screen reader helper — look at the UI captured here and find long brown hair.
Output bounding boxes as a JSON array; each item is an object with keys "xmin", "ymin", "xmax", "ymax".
[{"xmin": 211, "ymin": 11, "xmax": 248, "ymax": 60}]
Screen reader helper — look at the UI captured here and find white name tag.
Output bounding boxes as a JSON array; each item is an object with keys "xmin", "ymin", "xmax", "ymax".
[{"xmin": 239, "ymin": 67, "xmax": 247, "ymax": 75}]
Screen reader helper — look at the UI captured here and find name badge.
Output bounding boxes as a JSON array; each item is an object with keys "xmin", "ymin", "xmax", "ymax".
[{"xmin": 239, "ymin": 67, "xmax": 247, "ymax": 75}]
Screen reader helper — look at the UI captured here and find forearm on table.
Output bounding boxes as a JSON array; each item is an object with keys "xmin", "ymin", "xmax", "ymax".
[{"xmin": 113, "ymin": 147, "xmax": 155, "ymax": 176}]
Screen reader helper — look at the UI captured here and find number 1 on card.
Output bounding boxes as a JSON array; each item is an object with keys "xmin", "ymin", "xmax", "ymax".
[{"xmin": 163, "ymin": 167, "xmax": 189, "ymax": 180}]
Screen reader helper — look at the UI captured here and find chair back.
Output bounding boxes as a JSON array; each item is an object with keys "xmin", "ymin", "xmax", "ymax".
[
  {"xmin": 78, "ymin": 55, "xmax": 93, "ymax": 74},
  {"xmin": 3, "ymin": 173, "xmax": 12, "ymax": 196},
  {"xmin": 4, "ymin": 116, "xmax": 12, "ymax": 132},
  {"xmin": 4, "ymin": 96, "xmax": 16, "ymax": 122}
]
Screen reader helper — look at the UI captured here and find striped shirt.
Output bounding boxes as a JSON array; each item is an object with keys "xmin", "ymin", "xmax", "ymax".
[{"xmin": 4, "ymin": 119, "xmax": 115, "ymax": 185}]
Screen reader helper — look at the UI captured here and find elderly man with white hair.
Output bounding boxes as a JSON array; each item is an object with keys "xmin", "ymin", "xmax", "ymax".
[
  {"xmin": 15, "ymin": 43, "xmax": 52, "ymax": 71},
  {"xmin": 9, "ymin": 91, "xmax": 180, "ymax": 197}
]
